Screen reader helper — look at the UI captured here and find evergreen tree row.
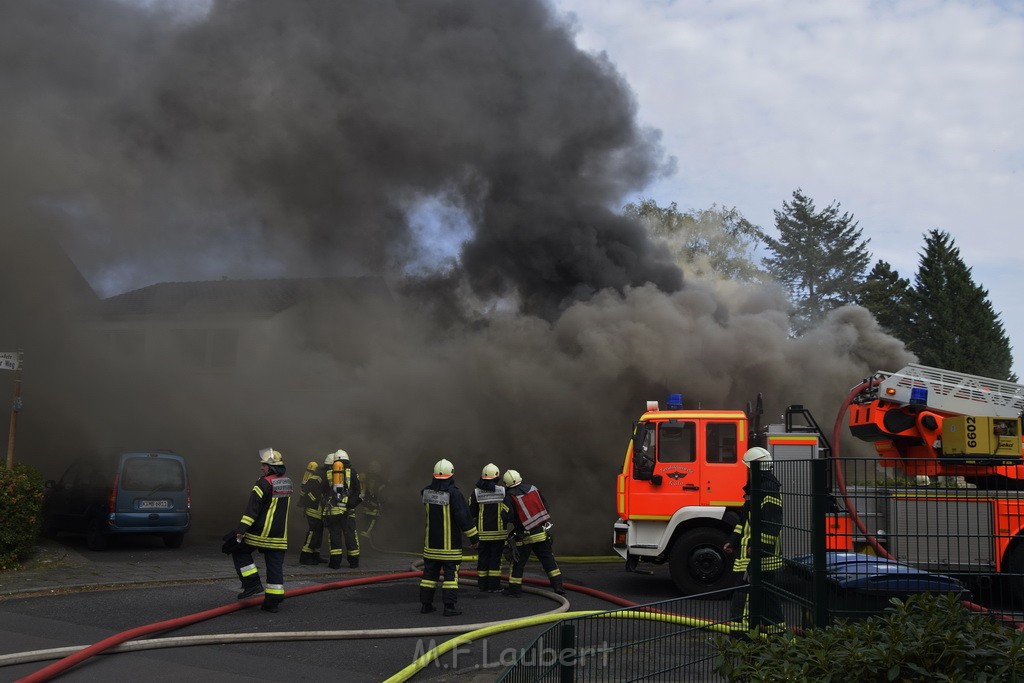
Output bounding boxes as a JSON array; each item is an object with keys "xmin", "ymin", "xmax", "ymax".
[{"xmin": 627, "ymin": 191, "xmax": 1015, "ymax": 381}]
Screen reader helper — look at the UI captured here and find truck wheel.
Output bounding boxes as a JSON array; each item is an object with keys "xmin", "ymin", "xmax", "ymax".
[
  {"xmin": 1006, "ymin": 540, "xmax": 1024, "ymax": 604},
  {"xmin": 85, "ymin": 518, "xmax": 108, "ymax": 551},
  {"xmin": 669, "ymin": 528, "xmax": 733, "ymax": 595}
]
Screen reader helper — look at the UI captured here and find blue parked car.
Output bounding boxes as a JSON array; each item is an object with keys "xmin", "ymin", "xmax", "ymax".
[{"xmin": 41, "ymin": 450, "xmax": 191, "ymax": 550}]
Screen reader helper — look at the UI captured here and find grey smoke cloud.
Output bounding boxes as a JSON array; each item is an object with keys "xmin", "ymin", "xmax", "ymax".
[{"xmin": 0, "ymin": 0, "xmax": 911, "ymax": 552}]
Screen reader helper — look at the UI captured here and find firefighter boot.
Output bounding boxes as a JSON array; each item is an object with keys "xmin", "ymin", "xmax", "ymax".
[
  {"xmin": 299, "ymin": 552, "xmax": 318, "ymax": 566},
  {"xmin": 261, "ymin": 599, "xmax": 281, "ymax": 613},
  {"xmin": 502, "ymin": 584, "xmax": 522, "ymax": 598},
  {"xmin": 551, "ymin": 577, "xmax": 566, "ymax": 596},
  {"xmin": 237, "ymin": 582, "xmax": 264, "ymax": 600},
  {"xmin": 348, "ymin": 557, "xmax": 359, "ymax": 569},
  {"xmin": 420, "ymin": 603, "xmax": 437, "ymax": 614},
  {"xmin": 443, "ymin": 604, "xmax": 462, "ymax": 617},
  {"xmin": 328, "ymin": 556, "xmax": 343, "ymax": 569}
]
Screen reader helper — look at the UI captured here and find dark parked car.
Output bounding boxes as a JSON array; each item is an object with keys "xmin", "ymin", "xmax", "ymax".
[{"xmin": 41, "ymin": 450, "xmax": 191, "ymax": 550}]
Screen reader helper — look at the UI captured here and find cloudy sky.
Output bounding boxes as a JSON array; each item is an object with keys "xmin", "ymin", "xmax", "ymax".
[{"xmin": 550, "ymin": 0, "xmax": 1024, "ymax": 378}]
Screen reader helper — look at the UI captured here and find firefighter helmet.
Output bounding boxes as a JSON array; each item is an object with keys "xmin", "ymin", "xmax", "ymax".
[
  {"xmin": 433, "ymin": 459, "xmax": 454, "ymax": 479},
  {"xmin": 503, "ymin": 469, "xmax": 522, "ymax": 487},
  {"xmin": 324, "ymin": 452, "xmax": 338, "ymax": 466},
  {"xmin": 481, "ymin": 463, "xmax": 500, "ymax": 479},
  {"xmin": 335, "ymin": 449, "xmax": 349, "ymax": 462},
  {"xmin": 742, "ymin": 447, "xmax": 772, "ymax": 468},
  {"xmin": 306, "ymin": 460, "xmax": 318, "ymax": 472},
  {"xmin": 259, "ymin": 448, "xmax": 283, "ymax": 466}
]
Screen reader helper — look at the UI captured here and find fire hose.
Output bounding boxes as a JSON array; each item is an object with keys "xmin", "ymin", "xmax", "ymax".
[{"xmin": 9, "ymin": 568, "xmax": 643, "ymax": 682}]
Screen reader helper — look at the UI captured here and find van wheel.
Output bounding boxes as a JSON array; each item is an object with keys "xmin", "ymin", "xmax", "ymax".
[
  {"xmin": 669, "ymin": 528, "xmax": 733, "ymax": 595},
  {"xmin": 86, "ymin": 519, "xmax": 108, "ymax": 551},
  {"xmin": 163, "ymin": 533, "xmax": 184, "ymax": 549},
  {"xmin": 39, "ymin": 518, "xmax": 57, "ymax": 540}
]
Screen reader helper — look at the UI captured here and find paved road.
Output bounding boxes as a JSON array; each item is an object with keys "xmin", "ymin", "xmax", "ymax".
[{"xmin": 0, "ymin": 534, "xmax": 700, "ymax": 682}]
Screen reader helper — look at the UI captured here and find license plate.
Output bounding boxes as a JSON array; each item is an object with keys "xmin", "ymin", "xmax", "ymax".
[{"xmin": 139, "ymin": 500, "xmax": 170, "ymax": 510}]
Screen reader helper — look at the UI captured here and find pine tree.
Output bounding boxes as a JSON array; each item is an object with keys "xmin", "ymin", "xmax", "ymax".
[
  {"xmin": 908, "ymin": 230, "xmax": 1014, "ymax": 381},
  {"xmin": 858, "ymin": 260, "xmax": 914, "ymax": 340},
  {"xmin": 762, "ymin": 190, "xmax": 871, "ymax": 333}
]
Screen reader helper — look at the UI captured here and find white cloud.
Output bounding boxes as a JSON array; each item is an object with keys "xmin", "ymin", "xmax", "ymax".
[{"xmin": 552, "ymin": 0, "xmax": 1024, "ymax": 377}]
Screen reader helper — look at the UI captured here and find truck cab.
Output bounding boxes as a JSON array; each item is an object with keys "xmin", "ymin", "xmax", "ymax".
[{"xmin": 613, "ymin": 395, "xmax": 750, "ymax": 594}]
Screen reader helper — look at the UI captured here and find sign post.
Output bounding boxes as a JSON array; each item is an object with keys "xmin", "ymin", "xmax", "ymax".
[{"xmin": 2, "ymin": 350, "xmax": 24, "ymax": 468}]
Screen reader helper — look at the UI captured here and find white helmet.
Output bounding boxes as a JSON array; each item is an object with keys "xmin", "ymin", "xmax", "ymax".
[
  {"xmin": 335, "ymin": 449, "xmax": 350, "ymax": 462},
  {"xmin": 433, "ymin": 458, "xmax": 454, "ymax": 479},
  {"xmin": 481, "ymin": 463, "xmax": 500, "ymax": 479},
  {"xmin": 259, "ymin": 448, "xmax": 283, "ymax": 466},
  {"xmin": 742, "ymin": 447, "xmax": 772, "ymax": 468},
  {"xmin": 324, "ymin": 452, "xmax": 340, "ymax": 466},
  {"xmin": 502, "ymin": 469, "xmax": 522, "ymax": 487}
]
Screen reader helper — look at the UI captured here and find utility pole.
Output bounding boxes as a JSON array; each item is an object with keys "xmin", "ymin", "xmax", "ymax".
[{"xmin": 5, "ymin": 349, "xmax": 24, "ymax": 468}]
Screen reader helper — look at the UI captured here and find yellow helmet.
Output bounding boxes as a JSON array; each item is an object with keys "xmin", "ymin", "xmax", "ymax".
[
  {"xmin": 259, "ymin": 448, "xmax": 283, "ymax": 466},
  {"xmin": 502, "ymin": 469, "xmax": 522, "ymax": 487},
  {"xmin": 481, "ymin": 463, "xmax": 500, "ymax": 479},
  {"xmin": 306, "ymin": 460, "xmax": 319, "ymax": 472},
  {"xmin": 433, "ymin": 459, "xmax": 454, "ymax": 479}
]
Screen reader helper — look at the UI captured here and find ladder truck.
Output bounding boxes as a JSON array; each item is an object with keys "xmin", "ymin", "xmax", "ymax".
[{"xmin": 840, "ymin": 363, "xmax": 1024, "ymax": 598}]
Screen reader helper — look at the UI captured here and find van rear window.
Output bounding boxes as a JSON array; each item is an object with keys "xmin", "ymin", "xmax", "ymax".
[{"xmin": 121, "ymin": 458, "xmax": 186, "ymax": 491}]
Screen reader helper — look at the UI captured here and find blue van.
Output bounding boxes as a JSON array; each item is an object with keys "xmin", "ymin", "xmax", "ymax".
[{"xmin": 41, "ymin": 450, "xmax": 191, "ymax": 550}]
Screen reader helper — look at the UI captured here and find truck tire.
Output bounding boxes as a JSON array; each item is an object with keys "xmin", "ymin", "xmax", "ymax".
[
  {"xmin": 1006, "ymin": 540, "xmax": 1024, "ymax": 603},
  {"xmin": 669, "ymin": 527, "xmax": 733, "ymax": 595}
]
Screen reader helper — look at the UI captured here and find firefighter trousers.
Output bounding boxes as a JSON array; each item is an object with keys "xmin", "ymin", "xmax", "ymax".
[
  {"xmin": 728, "ymin": 570, "xmax": 785, "ymax": 637},
  {"xmin": 233, "ymin": 542, "xmax": 286, "ymax": 608},
  {"xmin": 475, "ymin": 539, "xmax": 504, "ymax": 591},
  {"xmin": 301, "ymin": 512, "xmax": 324, "ymax": 556},
  {"xmin": 325, "ymin": 512, "xmax": 360, "ymax": 566},
  {"xmin": 420, "ymin": 557, "xmax": 461, "ymax": 607},
  {"xmin": 508, "ymin": 537, "xmax": 562, "ymax": 591}
]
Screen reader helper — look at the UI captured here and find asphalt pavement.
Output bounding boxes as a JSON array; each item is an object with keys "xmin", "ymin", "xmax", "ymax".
[{"xmin": 0, "ymin": 533, "xmax": 686, "ymax": 682}]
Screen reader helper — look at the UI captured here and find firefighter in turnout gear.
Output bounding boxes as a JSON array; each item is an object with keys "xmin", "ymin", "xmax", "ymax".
[
  {"xmin": 232, "ymin": 448, "xmax": 292, "ymax": 613},
  {"xmin": 298, "ymin": 460, "xmax": 325, "ymax": 565},
  {"xmin": 469, "ymin": 463, "xmax": 507, "ymax": 593},
  {"xmin": 420, "ymin": 459, "xmax": 479, "ymax": 616},
  {"xmin": 502, "ymin": 469, "xmax": 564, "ymax": 597},
  {"xmin": 322, "ymin": 449, "xmax": 361, "ymax": 569},
  {"xmin": 723, "ymin": 447, "xmax": 785, "ymax": 636}
]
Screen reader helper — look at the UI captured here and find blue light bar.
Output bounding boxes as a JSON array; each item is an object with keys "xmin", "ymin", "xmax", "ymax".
[{"xmin": 666, "ymin": 393, "xmax": 684, "ymax": 410}]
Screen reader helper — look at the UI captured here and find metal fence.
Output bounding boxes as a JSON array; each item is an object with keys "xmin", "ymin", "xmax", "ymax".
[
  {"xmin": 495, "ymin": 586, "xmax": 737, "ymax": 682},
  {"xmin": 499, "ymin": 457, "xmax": 1024, "ymax": 681},
  {"xmin": 767, "ymin": 456, "xmax": 1024, "ymax": 630}
]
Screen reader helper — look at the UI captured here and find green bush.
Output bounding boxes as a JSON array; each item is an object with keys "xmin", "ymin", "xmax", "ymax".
[
  {"xmin": 714, "ymin": 592, "xmax": 1024, "ymax": 682},
  {"xmin": 0, "ymin": 463, "xmax": 45, "ymax": 570}
]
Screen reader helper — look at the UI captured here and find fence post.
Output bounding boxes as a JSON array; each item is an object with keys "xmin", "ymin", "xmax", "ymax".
[
  {"xmin": 558, "ymin": 622, "xmax": 575, "ymax": 683},
  {"xmin": 748, "ymin": 460, "xmax": 764, "ymax": 631},
  {"xmin": 811, "ymin": 457, "xmax": 830, "ymax": 628}
]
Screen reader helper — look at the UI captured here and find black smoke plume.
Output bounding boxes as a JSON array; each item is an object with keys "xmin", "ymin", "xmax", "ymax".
[{"xmin": 0, "ymin": 0, "xmax": 910, "ymax": 553}]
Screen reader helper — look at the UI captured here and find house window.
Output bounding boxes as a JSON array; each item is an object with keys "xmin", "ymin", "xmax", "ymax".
[
  {"xmin": 172, "ymin": 329, "xmax": 238, "ymax": 369},
  {"xmin": 101, "ymin": 330, "xmax": 146, "ymax": 359}
]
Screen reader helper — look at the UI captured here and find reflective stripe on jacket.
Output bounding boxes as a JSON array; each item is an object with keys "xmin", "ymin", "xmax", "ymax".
[{"xmin": 239, "ymin": 473, "xmax": 291, "ymax": 550}]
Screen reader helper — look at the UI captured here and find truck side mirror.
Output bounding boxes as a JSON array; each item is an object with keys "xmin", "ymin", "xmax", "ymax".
[{"xmin": 632, "ymin": 421, "xmax": 656, "ymax": 480}]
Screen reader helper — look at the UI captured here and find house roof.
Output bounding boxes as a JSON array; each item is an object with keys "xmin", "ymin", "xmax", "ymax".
[{"xmin": 99, "ymin": 276, "xmax": 392, "ymax": 319}]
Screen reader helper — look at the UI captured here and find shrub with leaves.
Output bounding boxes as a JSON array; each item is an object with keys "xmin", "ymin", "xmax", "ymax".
[
  {"xmin": 0, "ymin": 463, "xmax": 45, "ymax": 570},
  {"xmin": 714, "ymin": 593, "xmax": 1024, "ymax": 682}
]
